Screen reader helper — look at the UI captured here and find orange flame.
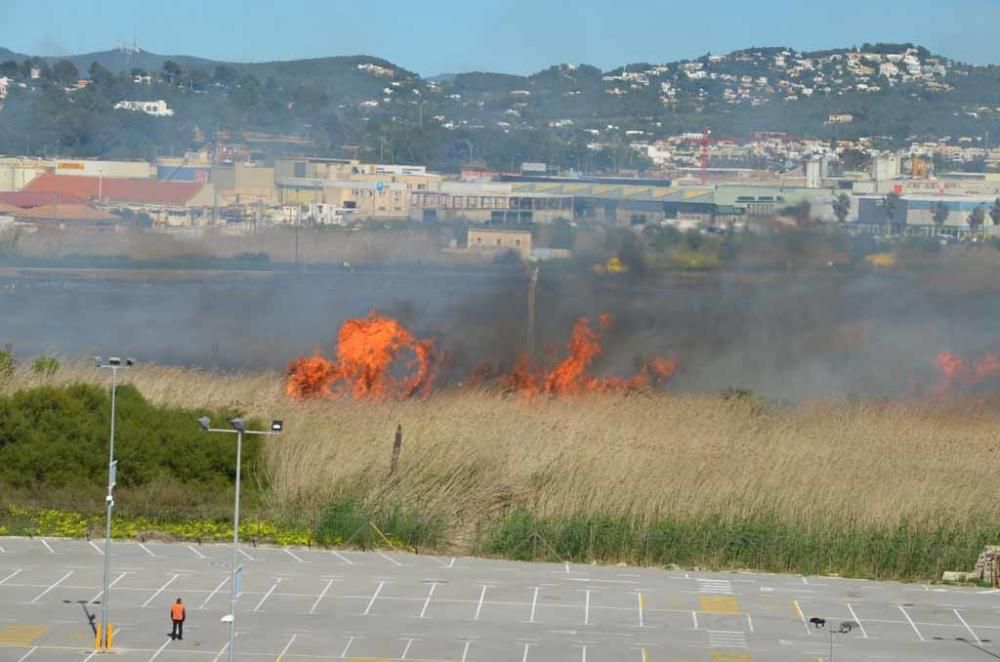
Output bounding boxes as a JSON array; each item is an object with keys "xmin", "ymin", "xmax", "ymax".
[
  {"xmin": 500, "ymin": 315, "xmax": 677, "ymax": 396},
  {"xmin": 934, "ymin": 350, "xmax": 1000, "ymax": 395},
  {"xmin": 286, "ymin": 313, "xmax": 435, "ymax": 400}
]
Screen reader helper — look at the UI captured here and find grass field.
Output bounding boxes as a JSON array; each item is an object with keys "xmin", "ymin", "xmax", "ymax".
[{"xmin": 3, "ymin": 362, "xmax": 999, "ymax": 580}]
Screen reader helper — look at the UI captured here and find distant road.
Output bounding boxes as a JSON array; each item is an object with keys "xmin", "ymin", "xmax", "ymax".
[{"xmin": 0, "ymin": 537, "xmax": 995, "ymax": 661}]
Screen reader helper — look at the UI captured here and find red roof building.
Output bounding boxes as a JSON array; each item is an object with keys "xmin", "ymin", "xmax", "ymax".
[
  {"xmin": 0, "ymin": 191, "xmax": 90, "ymax": 208},
  {"xmin": 24, "ymin": 174, "xmax": 215, "ymax": 207}
]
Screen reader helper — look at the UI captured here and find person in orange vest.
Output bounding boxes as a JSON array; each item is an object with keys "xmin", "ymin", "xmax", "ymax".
[{"xmin": 170, "ymin": 598, "xmax": 186, "ymax": 640}]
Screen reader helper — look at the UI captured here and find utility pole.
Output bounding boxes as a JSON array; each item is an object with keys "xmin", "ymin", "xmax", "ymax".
[{"xmin": 526, "ymin": 266, "xmax": 539, "ymax": 356}]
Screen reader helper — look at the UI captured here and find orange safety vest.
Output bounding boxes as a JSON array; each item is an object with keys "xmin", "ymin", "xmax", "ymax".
[{"xmin": 171, "ymin": 603, "xmax": 185, "ymax": 621}]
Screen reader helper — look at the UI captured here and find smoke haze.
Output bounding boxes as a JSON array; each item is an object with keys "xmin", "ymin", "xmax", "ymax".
[{"xmin": 4, "ymin": 256, "xmax": 999, "ymax": 400}]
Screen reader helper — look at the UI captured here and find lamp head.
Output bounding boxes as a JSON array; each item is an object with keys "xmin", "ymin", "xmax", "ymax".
[
  {"xmin": 228, "ymin": 417, "xmax": 246, "ymax": 433},
  {"xmin": 270, "ymin": 420, "xmax": 283, "ymax": 433},
  {"xmin": 197, "ymin": 416, "xmax": 211, "ymax": 431}
]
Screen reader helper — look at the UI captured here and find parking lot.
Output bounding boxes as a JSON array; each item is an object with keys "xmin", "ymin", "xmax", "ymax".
[{"xmin": 0, "ymin": 536, "xmax": 998, "ymax": 660}]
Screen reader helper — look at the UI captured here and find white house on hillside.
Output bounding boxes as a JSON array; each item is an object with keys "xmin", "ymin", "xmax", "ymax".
[{"xmin": 113, "ymin": 99, "xmax": 174, "ymax": 117}]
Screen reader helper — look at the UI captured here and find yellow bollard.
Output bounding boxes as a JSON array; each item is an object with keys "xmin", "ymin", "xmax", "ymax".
[
  {"xmin": 94, "ymin": 623, "xmax": 103, "ymax": 651},
  {"xmin": 106, "ymin": 623, "xmax": 113, "ymax": 649}
]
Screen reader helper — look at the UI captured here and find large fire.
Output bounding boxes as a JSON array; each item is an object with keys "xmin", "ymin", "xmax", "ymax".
[
  {"xmin": 287, "ymin": 312, "xmax": 677, "ymax": 400},
  {"xmin": 501, "ymin": 315, "xmax": 677, "ymax": 396},
  {"xmin": 286, "ymin": 313, "xmax": 435, "ymax": 400},
  {"xmin": 934, "ymin": 350, "xmax": 1000, "ymax": 395}
]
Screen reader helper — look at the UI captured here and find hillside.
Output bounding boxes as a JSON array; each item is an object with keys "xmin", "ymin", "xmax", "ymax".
[{"xmin": 1, "ymin": 42, "xmax": 999, "ymax": 170}]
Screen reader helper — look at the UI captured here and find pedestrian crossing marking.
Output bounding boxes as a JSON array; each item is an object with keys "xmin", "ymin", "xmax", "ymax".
[
  {"xmin": 701, "ymin": 595, "xmax": 741, "ymax": 614},
  {"xmin": 0, "ymin": 624, "xmax": 47, "ymax": 647}
]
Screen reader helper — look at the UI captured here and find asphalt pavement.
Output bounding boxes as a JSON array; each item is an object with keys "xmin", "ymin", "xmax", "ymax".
[{"xmin": 0, "ymin": 536, "xmax": 997, "ymax": 661}]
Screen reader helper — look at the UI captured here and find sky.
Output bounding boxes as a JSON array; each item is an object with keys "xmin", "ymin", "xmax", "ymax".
[{"xmin": 1, "ymin": 0, "xmax": 998, "ymax": 76}]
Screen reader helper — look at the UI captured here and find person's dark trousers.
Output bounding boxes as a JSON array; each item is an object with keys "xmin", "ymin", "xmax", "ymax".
[{"xmin": 171, "ymin": 620, "xmax": 183, "ymax": 640}]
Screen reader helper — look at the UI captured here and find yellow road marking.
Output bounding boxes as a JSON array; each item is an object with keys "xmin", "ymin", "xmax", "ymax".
[
  {"xmin": 0, "ymin": 625, "xmax": 47, "ymax": 647},
  {"xmin": 700, "ymin": 595, "xmax": 740, "ymax": 614},
  {"xmin": 711, "ymin": 654, "xmax": 752, "ymax": 662},
  {"xmin": 641, "ymin": 647, "xmax": 648, "ymax": 662}
]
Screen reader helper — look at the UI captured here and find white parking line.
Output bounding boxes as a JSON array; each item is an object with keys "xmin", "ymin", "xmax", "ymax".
[
  {"xmin": 378, "ymin": 551, "xmax": 403, "ymax": 567},
  {"xmin": 461, "ymin": 640, "xmax": 471, "ymax": 662},
  {"xmin": 691, "ymin": 610, "xmax": 698, "ymax": 630},
  {"xmin": 364, "ymin": 580, "xmax": 385, "ymax": 615},
  {"xmin": 142, "ymin": 574, "xmax": 179, "ymax": 608},
  {"xmin": 898, "ymin": 605, "xmax": 925, "ymax": 642},
  {"xmin": 0, "ymin": 568, "xmax": 22, "ymax": 585},
  {"xmin": 420, "ymin": 582, "xmax": 438, "ymax": 618},
  {"xmin": 276, "ymin": 633, "xmax": 297, "ymax": 661},
  {"xmin": 584, "ymin": 589, "xmax": 591, "ymax": 625},
  {"xmin": 254, "ymin": 579, "xmax": 282, "ymax": 612},
  {"xmin": 474, "ymin": 585, "xmax": 489, "ymax": 621},
  {"xmin": 29, "ymin": 570, "xmax": 72, "ymax": 603},
  {"xmin": 89, "ymin": 571, "xmax": 128, "ymax": 605},
  {"xmin": 15, "ymin": 647, "xmax": 37, "ymax": 662},
  {"xmin": 239, "ymin": 548, "xmax": 255, "ymax": 561},
  {"xmin": 793, "ymin": 599, "xmax": 811, "ymax": 635},
  {"xmin": 212, "ymin": 640, "xmax": 231, "ymax": 662},
  {"xmin": 138, "ymin": 543, "xmax": 156, "ymax": 558},
  {"xmin": 200, "ymin": 576, "xmax": 229, "ymax": 609},
  {"xmin": 401, "ymin": 637, "xmax": 414, "ymax": 660},
  {"xmin": 520, "ymin": 642, "xmax": 531, "ymax": 662},
  {"xmin": 186, "ymin": 544, "xmax": 207, "ymax": 560},
  {"xmin": 528, "ymin": 587, "xmax": 540, "ymax": 623},
  {"xmin": 449, "ymin": 557, "xmax": 456, "ymax": 568},
  {"xmin": 82, "ymin": 652, "xmax": 98, "ymax": 662},
  {"xmin": 39, "ymin": 539, "xmax": 54, "ymax": 554},
  {"xmin": 283, "ymin": 548, "xmax": 305, "ymax": 563},
  {"xmin": 708, "ymin": 630, "xmax": 748, "ymax": 648},
  {"xmin": 580, "ymin": 644, "xmax": 587, "ymax": 662},
  {"xmin": 636, "ymin": 592, "xmax": 644, "ymax": 627},
  {"xmin": 89, "ymin": 541, "xmax": 104, "ymax": 555},
  {"xmin": 0, "ymin": 543, "xmax": 5, "ymax": 553},
  {"xmin": 954, "ymin": 608, "xmax": 982, "ymax": 645},
  {"xmin": 148, "ymin": 637, "xmax": 171, "ymax": 661},
  {"xmin": 310, "ymin": 578, "xmax": 336, "ymax": 615},
  {"xmin": 846, "ymin": 603, "xmax": 868, "ymax": 639},
  {"xmin": 340, "ymin": 636, "xmax": 355, "ymax": 658},
  {"xmin": 746, "ymin": 612, "xmax": 754, "ymax": 632},
  {"xmin": 331, "ymin": 550, "xmax": 355, "ymax": 565}
]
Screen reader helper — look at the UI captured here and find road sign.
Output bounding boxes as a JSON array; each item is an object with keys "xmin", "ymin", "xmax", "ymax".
[{"xmin": 109, "ymin": 460, "xmax": 117, "ymax": 488}]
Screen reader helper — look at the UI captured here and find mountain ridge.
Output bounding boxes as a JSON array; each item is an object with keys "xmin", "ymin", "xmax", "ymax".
[{"xmin": 1, "ymin": 42, "xmax": 999, "ymax": 170}]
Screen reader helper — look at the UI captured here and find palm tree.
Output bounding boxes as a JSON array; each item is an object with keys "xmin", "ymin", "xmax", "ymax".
[
  {"xmin": 932, "ymin": 201, "xmax": 949, "ymax": 229},
  {"xmin": 832, "ymin": 193, "xmax": 850, "ymax": 223},
  {"xmin": 990, "ymin": 198, "xmax": 1000, "ymax": 227},
  {"xmin": 968, "ymin": 206, "xmax": 986, "ymax": 234}
]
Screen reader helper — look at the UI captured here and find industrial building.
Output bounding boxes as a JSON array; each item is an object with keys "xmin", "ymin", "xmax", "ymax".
[
  {"xmin": 467, "ymin": 228, "xmax": 533, "ymax": 259},
  {"xmin": 24, "ymin": 174, "xmax": 220, "ymax": 226}
]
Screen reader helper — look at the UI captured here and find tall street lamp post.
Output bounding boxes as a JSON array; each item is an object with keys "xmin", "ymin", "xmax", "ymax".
[
  {"xmin": 197, "ymin": 416, "xmax": 283, "ymax": 662},
  {"xmin": 94, "ymin": 356, "xmax": 134, "ymax": 651}
]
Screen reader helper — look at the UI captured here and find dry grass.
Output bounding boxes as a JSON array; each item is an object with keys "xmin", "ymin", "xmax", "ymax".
[{"xmin": 10, "ymin": 361, "xmax": 1000, "ymax": 536}]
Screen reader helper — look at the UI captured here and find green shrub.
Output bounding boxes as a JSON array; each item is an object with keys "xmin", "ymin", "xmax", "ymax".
[
  {"xmin": 0, "ymin": 383, "xmax": 257, "ymax": 489},
  {"xmin": 0, "ymin": 349, "xmax": 13, "ymax": 379},
  {"xmin": 482, "ymin": 509, "xmax": 997, "ymax": 581}
]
